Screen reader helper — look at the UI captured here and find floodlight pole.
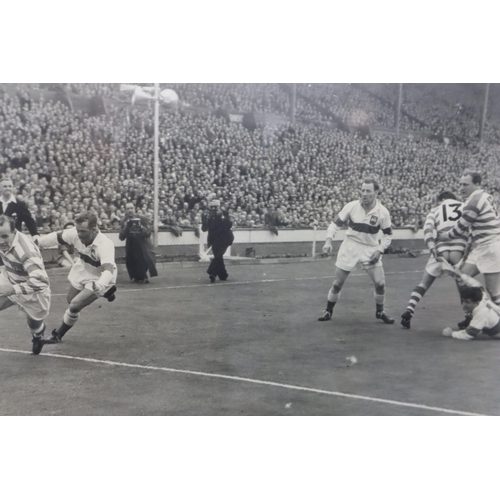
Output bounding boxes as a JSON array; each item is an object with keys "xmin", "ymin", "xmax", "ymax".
[
  {"xmin": 479, "ymin": 82, "xmax": 490, "ymax": 146},
  {"xmin": 396, "ymin": 83, "xmax": 403, "ymax": 137},
  {"xmin": 153, "ymin": 83, "xmax": 160, "ymax": 247}
]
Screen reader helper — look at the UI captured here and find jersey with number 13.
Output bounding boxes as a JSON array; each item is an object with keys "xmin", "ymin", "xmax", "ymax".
[{"xmin": 424, "ymin": 199, "xmax": 468, "ymax": 254}]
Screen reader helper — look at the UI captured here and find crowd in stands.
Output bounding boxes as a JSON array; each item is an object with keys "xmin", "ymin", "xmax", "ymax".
[{"xmin": 1, "ymin": 83, "xmax": 500, "ymax": 237}]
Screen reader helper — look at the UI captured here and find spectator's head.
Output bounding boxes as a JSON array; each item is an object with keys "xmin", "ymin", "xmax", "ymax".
[
  {"xmin": 125, "ymin": 203, "xmax": 135, "ymax": 217},
  {"xmin": 0, "ymin": 178, "xmax": 14, "ymax": 201}
]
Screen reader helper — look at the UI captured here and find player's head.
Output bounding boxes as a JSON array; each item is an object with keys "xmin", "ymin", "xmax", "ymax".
[
  {"xmin": 437, "ymin": 191, "xmax": 457, "ymax": 202},
  {"xmin": 459, "ymin": 170, "xmax": 481, "ymax": 199},
  {"xmin": 360, "ymin": 178, "xmax": 379, "ymax": 206},
  {"xmin": 125, "ymin": 203, "xmax": 135, "ymax": 217},
  {"xmin": 75, "ymin": 211, "xmax": 99, "ymax": 246},
  {"xmin": 0, "ymin": 177, "xmax": 14, "ymax": 199},
  {"xmin": 460, "ymin": 287, "xmax": 483, "ymax": 314},
  {"xmin": 0, "ymin": 215, "xmax": 16, "ymax": 251}
]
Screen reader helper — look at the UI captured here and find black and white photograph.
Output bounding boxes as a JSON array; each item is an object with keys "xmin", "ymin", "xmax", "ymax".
[{"xmin": 2, "ymin": 2, "xmax": 500, "ymax": 499}]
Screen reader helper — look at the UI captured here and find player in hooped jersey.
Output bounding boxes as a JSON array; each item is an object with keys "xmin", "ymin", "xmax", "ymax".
[
  {"xmin": 401, "ymin": 191, "xmax": 467, "ymax": 329},
  {"xmin": 318, "ymin": 178, "xmax": 395, "ymax": 324},
  {"xmin": 441, "ymin": 170, "xmax": 500, "ymax": 328},
  {"xmin": 38, "ymin": 211, "xmax": 117, "ymax": 343}
]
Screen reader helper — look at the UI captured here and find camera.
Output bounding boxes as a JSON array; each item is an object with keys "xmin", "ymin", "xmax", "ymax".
[{"xmin": 127, "ymin": 218, "xmax": 142, "ymax": 234}]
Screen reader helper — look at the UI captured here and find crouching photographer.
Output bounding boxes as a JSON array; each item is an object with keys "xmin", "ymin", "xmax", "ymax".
[
  {"xmin": 119, "ymin": 203, "xmax": 158, "ymax": 284},
  {"xmin": 201, "ymin": 200, "xmax": 234, "ymax": 283}
]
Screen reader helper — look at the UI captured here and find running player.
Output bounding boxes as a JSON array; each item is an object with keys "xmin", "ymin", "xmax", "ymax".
[
  {"xmin": 38, "ymin": 211, "xmax": 117, "ymax": 343},
  {"xmin": 0, "ymin": 215, "xmax": 50, "ymax": 354},
  {"xmin": 401, "ymin": 191, "xmax": 467, "ymax": 328},
  {"xmin": 318, "ymin": 178, "xmax": 395, "ymax": 324}
]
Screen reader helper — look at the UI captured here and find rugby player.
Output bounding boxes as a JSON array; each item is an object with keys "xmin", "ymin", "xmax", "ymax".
[
  {"xmin": 441, "ymin": 170, "xmax": 500, "ymax": 329},
  {"xmin": 318, "ymin": 178, "xmax": 395, "ymax": 324},
  {"xmin": 440, "ymin": 260, "xmax": 500, "ymax": 340},
  {"xmin": 0, "ymin": 215, "xmax": 50, "ymax": 354},
  {"xmin": 401, "ymin": 191, "xmax": 467, "ymax": 329},
  {"xmin": 38, "ymin": 212, "xmax": 117, "ymax": 343}
]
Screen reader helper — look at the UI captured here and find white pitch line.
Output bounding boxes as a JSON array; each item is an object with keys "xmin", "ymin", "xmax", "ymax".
[
  {"xmin": 0, "ymin": 347, "xmax": 484, "ymax": 416},
  {"xmin": 49, "ymin": 269, "xmax": 425, "ymax": 296}
]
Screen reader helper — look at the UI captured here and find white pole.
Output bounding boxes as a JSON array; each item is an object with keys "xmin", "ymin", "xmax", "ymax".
[
  {"xmin": 312, "ymin": 225, "xmax": 317, "ymax": 258},
  {"xmin": 480, "ymin": 82, "xmax": 490, "ymax": 145},
  {"xmin": 153, "ymin": 83, "xmax": 160, "ymax": 247}
]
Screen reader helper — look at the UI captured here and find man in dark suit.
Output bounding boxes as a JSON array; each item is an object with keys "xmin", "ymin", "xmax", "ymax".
[
  {"xmin": 202, "ymin": 199, "xmax": 234, "ymax": 283},
  {"xmin": 0, "ymin": 177, "xmax": 39, "ymax": 238}
]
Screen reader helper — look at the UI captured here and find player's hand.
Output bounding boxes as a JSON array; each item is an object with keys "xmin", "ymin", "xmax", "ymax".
[
  {"xmin": 367, "ymin": 250, "xmax": 382, "ymax": 265},
  {"xmin": 32, "ymin": 235, "xmax": 40, "ymax": 246},
  {"xmin": 322, "ymin": 241, "xmax": 333, "ymax": 254}
]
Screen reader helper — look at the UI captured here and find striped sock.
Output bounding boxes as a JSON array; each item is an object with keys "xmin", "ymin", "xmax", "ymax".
[{"xmin": 407, "ymin": 285, "xmax": 427, "ymax": 314}]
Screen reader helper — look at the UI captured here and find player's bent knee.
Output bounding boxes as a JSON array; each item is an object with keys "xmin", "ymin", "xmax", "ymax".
[{"xmin": 375, "ymin": 283, "xmax": 386, "ymax": 294}]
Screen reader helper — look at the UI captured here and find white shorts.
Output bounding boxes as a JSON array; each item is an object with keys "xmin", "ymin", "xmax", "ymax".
[
  {"xmin": 335, "ymin": 238, "xmax": 383, "ymax": 273},
  {"xmin": 467, "ymin": 239, "xmax": 500, "ymax": 274},
  {"xmin": 425, "ymin": 254, "xmax": 445, "ymax": 278},
  {"xmin": 0, "ymin": 273, "xmax": 51, "ymax": 321},
  {"xmin": 68, "ymin": 261, "xmax": 117, "ymax": 296}
]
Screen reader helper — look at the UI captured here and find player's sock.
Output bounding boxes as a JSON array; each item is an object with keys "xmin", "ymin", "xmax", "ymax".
[
  {"xmin": 374, "ymin": 293, "xmax": 385, "ymax": 313},
  {"xmin": 326, "ymin": 290, "xmax": 340, "ymax": 313},
  {"xmin": 56, "ymin": 309, "xmax": 80, "ymax": 337},
  {"xmin": 406, "ymin": 285, "xmax": 427, "ymax": 314},
  {"xmin": 29, "ymin": 323, "xmax": 45, "ymax": 338}
]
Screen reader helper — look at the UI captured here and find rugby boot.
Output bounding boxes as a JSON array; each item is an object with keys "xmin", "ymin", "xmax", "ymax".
[
  {"xmin": 376, "ymin": 311, "xmax": 395, "ymax": 324},
  {"xmin": 401, "ymin": 310, "xmax": 413, "ymax": 329},
  {"xmin": 31, "ymin": 325, "xmax": 46, "ymax": 355},
  {"xmin": 45, "ymin": 329, "xmax": 64, "ymax": 344},
  {"xmin": 209, "ymin": 275, "xmax": 216, "ymax": 283},
  {"xmin": 104, "ymin": 285, "xmax": 117, "ymax": 302},
  {"xmin": 318, "ymin": 310, "xmax": 332, "ymax": 321}
]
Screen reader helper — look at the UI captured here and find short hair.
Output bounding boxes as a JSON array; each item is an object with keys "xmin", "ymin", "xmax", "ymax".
[
  {"xmin": 0, "ymin": 214, "xmax": 15, "ymax": 232},
  {"xmin": 362, "ymin": 178, "xmax": 379, "ymax": 192},
  {"xmin": 463, "ymin": 170, "xmax": 482, "ymax": 185},
  {"xmin": 460, "ymin": 287, "xmax": 483, "ymax": 304},
  {"xmin": 437, "ymin": 191, "xmax": 457, "ymax": 202},
  {"xmin": 63, "ymin": 221, "xmax": 76, "ymax": 229},
  {"xmin": 75, "ymin": 211, "xmax": 98, "ymax": 230}
]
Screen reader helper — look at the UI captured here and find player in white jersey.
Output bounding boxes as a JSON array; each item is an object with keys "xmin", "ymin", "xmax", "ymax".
[
  {"xmin": 440, "ymin": 259, "xmax": 500, "ymax": 340},
  {"xmin": 401, "ymin": 191, "xmax": 467, "ymax": 329},
  {"xmin": 318, "ymin": 178, "xmax": 395, "ymax": 324},
  {"xmin": 38, "ymin": 211, "xmax": 117, "ymax": 343},
  {"xmin": 0, "ymin": 215, "xmax": 50, "ymax": 354},
  {"xmin": 441, "ymin": 170, "xmax": 500, "ymax": 329}
]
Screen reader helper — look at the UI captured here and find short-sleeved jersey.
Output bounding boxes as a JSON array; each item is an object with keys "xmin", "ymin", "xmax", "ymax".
[
  {"xmin": 424, "ymin": 199, "xmax": 467, "ymax": 254},
  {"xmin": 333, "ymin": 200, "xmax": 392, "ymax": 247},
  {"xmin": 470, "ymin": 301, "xmax": 500, "ymax": 336},
  {"xmin": 449, "ymin": 189, "xmax": 500, "ymax": 246},
  {"xmin": 53, "ymin": 227, "xmax": 116, "ymax": 277},
  {"xmin": 39, "ymin": 227, "xmax": 117, "ymax": 277},
  {"xmin": 0, "ymin": 230, "xmax": 50, "ymax": 295}
]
